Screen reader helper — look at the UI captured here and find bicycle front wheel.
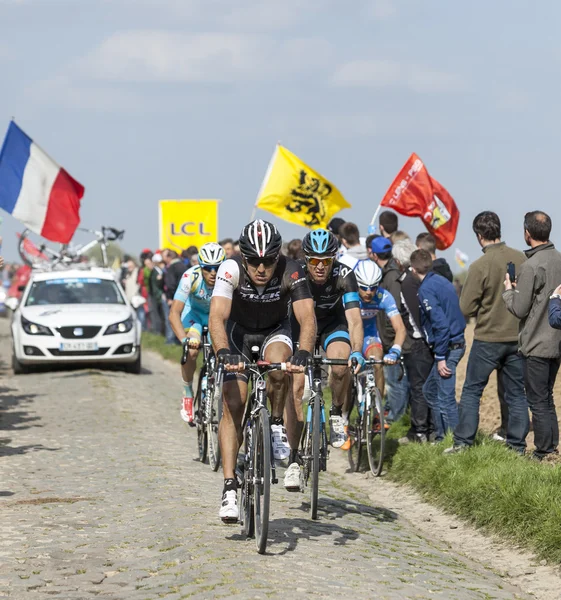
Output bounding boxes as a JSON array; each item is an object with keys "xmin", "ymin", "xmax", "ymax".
[
  {"xmin": 253, "ymin": 408, "xmax": 271, "ymax": 554},
  {"xmin": 208, "ymin": 384, "xmax": 222, "ymax": 472},
  {"xmin": 366, "ymin": 387, "xmax": 386, "ymax": 476},
  {"xmin": 194, "ymin": 371, "xmax": 207, "ymax": 463},
  {"xmin": 347, "ymin": 411, "xmax": 363, "ymax": 472},
  {"xmin": 310, "ymin": 394, "xmax": 321, "ymax": 520}
]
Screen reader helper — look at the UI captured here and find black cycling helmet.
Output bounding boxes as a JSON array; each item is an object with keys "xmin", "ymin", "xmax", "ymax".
[
  {"xmin": 302, "ymin": 228, "xmax": 339, "ymax": 257},
  {"xmin": 238, "ymin": 219, "xmax": 282, "ymax": 259}
]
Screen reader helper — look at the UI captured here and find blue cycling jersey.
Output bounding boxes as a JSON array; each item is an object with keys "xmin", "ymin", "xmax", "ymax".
[
  {"xmin": 173, "ymin": 266, "xmax": 212, "ymax": 326},
  {"xmin": 360, "ymin": 287, "xmax": 399, "ymax": 338}
]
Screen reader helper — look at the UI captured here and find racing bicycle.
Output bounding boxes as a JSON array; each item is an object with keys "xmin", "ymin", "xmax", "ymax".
[
  {"xmin": 18, "ymin": 226, "xmax": 125, "ymax": 270},
  {"xmin": 181, "ymin": 327, "xmax": 222, "ymax": 471},
  {"xmin": 347, "ymin": 358, "xmax": 404, "ymax": 476}
]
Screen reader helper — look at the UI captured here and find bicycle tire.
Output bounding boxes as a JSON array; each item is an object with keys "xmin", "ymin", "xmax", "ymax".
[
  {"xmin": 347, "ymin": 412, "xmax": 363, "ymax": 473},
  {"xmin": 241, "ymin": 417, "xmax": 254, "ymax": 538},
  {"xmin": 194, "ymin": 368, "xmax": 208, "ymax": 463},
  {"xmin": 17, "ymin": 230, "xmax": 53, "ymax": 269},
  {"xmin": 254, "ymin": 408, "xmax": 271, "ymax": 554},
  {"xmin": 310, "ymin": 391, "xmax": 321, "ymax": 520},
  {"xmin": 366, "ymin": 387, "xmax": 386, "ymax": 476},
  {"xmin": 208, "ymin": 382, "xmax": 222, "ymax": 472}
]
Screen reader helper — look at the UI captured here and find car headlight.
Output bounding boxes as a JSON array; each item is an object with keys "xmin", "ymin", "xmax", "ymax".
[
  {"xmin": 104, "ymin": 317, "xmax": 134, "ymax": 335},
  {"xmin": 21, "ymin": 316, "xmax": 53, "ymax": 336}
]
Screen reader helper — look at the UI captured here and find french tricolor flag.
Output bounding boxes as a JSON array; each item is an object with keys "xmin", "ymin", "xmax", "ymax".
[{"xmin": 0, "ymin": 121, "xmax": 84, "ymax": 244}]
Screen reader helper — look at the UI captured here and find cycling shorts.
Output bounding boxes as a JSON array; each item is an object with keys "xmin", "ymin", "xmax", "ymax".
[
  {"xmin": 292, "ymin": 313, "xmax": 350, "ymax": 351},
  {"xmin": 182, "ymin": 309, "xmax": 208, "ymax": 341},
  {"xmin": 363, "ymin": 335, "xmax": 383, "ymax": 356},
  {"xmin": 224, "ymin": 318, "xmax": 293, "ymax": 383}
]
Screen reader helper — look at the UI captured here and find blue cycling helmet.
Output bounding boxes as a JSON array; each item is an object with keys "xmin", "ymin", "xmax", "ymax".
[{"xmin": 302, "ymin": 229, "xmax": 339, "ymax": 257}]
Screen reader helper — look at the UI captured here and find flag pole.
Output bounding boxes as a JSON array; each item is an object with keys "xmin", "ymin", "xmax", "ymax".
[
  {"xmin": 251, "ymin": 142, "xmax": 280, "ymax": 221},
  {"xmin": 368, "ymin": 202, "xmax": 382, "ymax": 234}
]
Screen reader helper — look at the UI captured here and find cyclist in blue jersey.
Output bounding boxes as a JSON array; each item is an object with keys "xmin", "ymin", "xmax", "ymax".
[
  {"xmin": 169, "ymin": 242, "xmax": 226, "ymax": 423},
  {"xmin": 354, "ymin": 259, "xmax": 406, "ymax": 398}
]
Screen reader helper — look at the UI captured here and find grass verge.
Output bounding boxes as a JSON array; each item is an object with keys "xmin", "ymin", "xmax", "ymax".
[{"xmin": 143, "ymin": 332, "xmax": 561, "ymax": 563}]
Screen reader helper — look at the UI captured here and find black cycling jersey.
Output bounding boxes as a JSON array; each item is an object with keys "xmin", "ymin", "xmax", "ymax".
[
  {"xmin": 214, "ymin": 255, "xmax": 311, "ymax": 331},
  {"xmin": 304, "ymin": 260, "xmax": 361, "ymax": 321}
]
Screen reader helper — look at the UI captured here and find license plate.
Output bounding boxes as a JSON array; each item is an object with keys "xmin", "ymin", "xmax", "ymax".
[{"xmin": 59, "ymin": 341, "xmax": 98, "ymax": 352}]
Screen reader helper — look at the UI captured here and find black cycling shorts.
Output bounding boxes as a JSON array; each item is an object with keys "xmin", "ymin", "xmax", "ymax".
[
  {"xmin": 224, "ymin": 318, "xmax": 293, "ymax": 383},
  {"xmin": 291, "ymin": 313, "xmax": 350, "ymax": 352}
]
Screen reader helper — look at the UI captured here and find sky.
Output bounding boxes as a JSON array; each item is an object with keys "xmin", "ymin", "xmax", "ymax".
[{"xmin": 1, "ymin": 0, "xmax": 561, "ymax": 270}]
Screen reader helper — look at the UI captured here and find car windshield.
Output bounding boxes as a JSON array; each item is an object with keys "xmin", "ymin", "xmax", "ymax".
[{"xmin": 25, "ymin": 278, "xmax": 126, "ymax": 306}]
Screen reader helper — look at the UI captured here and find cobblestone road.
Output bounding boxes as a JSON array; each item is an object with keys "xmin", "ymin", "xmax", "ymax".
[{"xmin": 0, "ymin": 323, "xmax": 531, "ymax": 599}]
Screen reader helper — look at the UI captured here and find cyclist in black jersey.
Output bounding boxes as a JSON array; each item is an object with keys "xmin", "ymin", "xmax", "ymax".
[
  {"xmin": 209, "ymin": 219, "xmax": 316, "ymax": 522},
  {"xmin": 285, "ymin": 229, "xmax": 364, "ymax": 486}
]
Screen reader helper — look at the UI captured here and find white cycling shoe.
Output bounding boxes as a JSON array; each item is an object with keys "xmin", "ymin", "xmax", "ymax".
[
  {"xmin": 219, "ymin": 490, "xmax": 239, "ymax": 523},
  {"xmin": 271, "ymin": 424, "xmax": 291, "ymax": 461},
  {"xmin": 284, "ymin": 462, "xmax": 302, "ymax": 492},
  {"xmin": 330, "ymin": 415, "xmax": 347, "ymax": 448}
]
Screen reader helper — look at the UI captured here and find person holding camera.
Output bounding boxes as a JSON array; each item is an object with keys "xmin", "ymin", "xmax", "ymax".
[
  {"xmin": 447, "ymin": 212, "xmax": 528, "ymax": 454},
  {"xmin": 503, "ymin": 211, "xmax": 561, "ymax": 460}
]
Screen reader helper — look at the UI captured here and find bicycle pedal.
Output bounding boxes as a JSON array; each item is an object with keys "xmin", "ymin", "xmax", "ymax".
[
  {"xmin": 272, "ymin": 478, "xmax": 278, "ymax": 484},
  {"xmin": 221, "ymin": 517, "xmax": 238, "ymax": 524}
]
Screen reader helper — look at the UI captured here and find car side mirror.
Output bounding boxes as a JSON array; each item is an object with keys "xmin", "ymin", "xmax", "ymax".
[{"xmin": 17, "ymin": 285, "xmax": 26, "ymax": 292}]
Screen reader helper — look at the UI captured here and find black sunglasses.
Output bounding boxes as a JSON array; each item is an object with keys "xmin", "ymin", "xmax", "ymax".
[{"xmin": 245, "ymin": 256, "xmax": 278, "ymax": 268}]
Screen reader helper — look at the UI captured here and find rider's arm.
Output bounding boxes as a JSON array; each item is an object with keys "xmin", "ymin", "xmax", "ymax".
[
  {"xmin": 345, "ymin": 307, "xmax": 364, "ymax": 354},
  {"xmin": 292, "ymin": 298, "xmax": 316, "ymax": 353},
  {"xmin": 389, "ymin": 313, "xmax": 406, "ymax": 349},
  {"xmin": 169, "ymin": 300, "xmax": 187, "ymax": 342},
  {"xmin": 209, "ymin": 259, "xmax": 238, "ymax": 353}
]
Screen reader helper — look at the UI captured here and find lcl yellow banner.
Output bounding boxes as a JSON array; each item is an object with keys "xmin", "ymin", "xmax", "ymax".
[{"xmin": 158, "ymin": 199, "xmax": 219, "ymax": 251}]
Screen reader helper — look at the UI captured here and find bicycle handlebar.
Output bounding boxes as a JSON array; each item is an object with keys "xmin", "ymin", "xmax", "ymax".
[{"xmin": 102, "ymin": 227, "xmax": 125, "ymax": 242}]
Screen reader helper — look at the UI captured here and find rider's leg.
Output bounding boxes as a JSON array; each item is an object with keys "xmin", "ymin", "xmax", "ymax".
[
  {"xmin": 286, "ymin": 373, "xmax": 305, "ymax": 452},
  {"xmin": 219, "ymin": 378, "xmax": 248, "ymax": 481},
  {"xmin": 364, "ymin": 338, "xmax": 384, "ymax": 397},
  {"xmin": 180, "ymin": 322, "xmax": 202, "ymax": 423},
  {"xmin": 326, "ymin": 340, "xmax": 351, "ymax": 448}
]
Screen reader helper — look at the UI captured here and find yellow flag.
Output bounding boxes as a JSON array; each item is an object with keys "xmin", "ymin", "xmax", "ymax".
[{"xmin": 255, "ymin": 145, "xmax": 351, "ymax": 228}]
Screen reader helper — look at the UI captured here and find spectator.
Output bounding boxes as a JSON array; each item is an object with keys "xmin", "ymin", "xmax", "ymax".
[
  {"xmin": 338, "ymin": 222, "xmax": 368, "ymax": 267},
  {"xmin": 286, "ymin": 238, "xmax": 304, "ymax": 261},
  {"xmin": 503, "ymin": 210, "xmax": 561, "ymax": 460},
  {"xmin": 138, "ymin": 249, "xmax": 152, "ymax": 332},
  {"xmin": 549, "ymin": 284, "xmax": 561, "ymax": 329},
  {"xmin": 371, "ymin": 236, "xmax": 411, "ymax": 421},
  {"xmin": 181, "ymin": 249, "xmax": 191, "ymax": 266},
  {"xmin": 379, "ymin": 210, "xmax": 398, "ymax": 239},
  {"xmin": 327, "ymin": 217, "xmax": 347, "ymax": 260},
  {"xmin": 447, "ymin": 211, "xmax": 528, "ymax": 454},
  {"xmin": 416, "ymin": 232, "xmax": 453, "ymax": 282},
  {"xmin": 121, "ymin": 256, "xmax": 146, "ymax": 329},
  {"xmin": 149, "ymin": 252, "xmax": 165, "ymax": 335},
  {"xmin": 411, "ymin": 249, "xmax": 466, "ymax": 442},
  {"xmin": 162, "ymin": 250, "xmax": 188, "ymax": 344},
  {"xmin": 233, "ymin": 240, "xmax": 241, "ymax": 255},
  {"xmin": 393, "ymin": 239, "xmax": 433, "ymax": 443},
  {"xmin": 219, "ymin": 238, "xmax": 235, "ymax": 259},
  {"xmin": 390, "ymin": 230, "xmax": 411, "ymax": 244}
]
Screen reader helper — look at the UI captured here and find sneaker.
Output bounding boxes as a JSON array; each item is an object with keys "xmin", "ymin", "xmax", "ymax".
[
  {"xmin": 340, "ymin": 426, "xmax": 354, "ymax": 451},
  {"xmin": 444, "ymin": 444, "xmax": 468, "ymax": 455},
  {"xmin": 492, "ymin": 429, "xmax": 506, "ymax": 442},
  {"xmin": 180, "ymin": 397, "xmax": 195, "ymax": 426},
  {"xmin": 218, "ymin": 490, "xmax": 239, "ymax": 523},
  {"xmin": 330, "ymin": 415, "xmax": 347, "ymax": 448},
  {"xmin": 271, "ymin": 424, "xmax": 291, "ymax": 461},
  {"xmin": 284, "ymin": 462, "xmax": 302, "ymax": 492}
]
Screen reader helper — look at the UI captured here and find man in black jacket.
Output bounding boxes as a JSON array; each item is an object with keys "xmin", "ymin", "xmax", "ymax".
[
  {"xmin": 393, "ymin": 239, "xmax": 433, "ymax": 442},
  {"xmin": 162, "ymin": 250, "xmax": 188, "ymax": 344},
  {"xmin": 416, "ymin": 232, "xmax": 453, "ymax": 282},
  {"xmin": 371, "ymin": 236, "xmax": 411, "ymax": 421}
]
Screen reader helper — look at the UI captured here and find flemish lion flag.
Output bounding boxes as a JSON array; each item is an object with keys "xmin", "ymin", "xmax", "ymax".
[{"xmin": 255, "ymin": 144, "xmax": 350, "ymax": 228}]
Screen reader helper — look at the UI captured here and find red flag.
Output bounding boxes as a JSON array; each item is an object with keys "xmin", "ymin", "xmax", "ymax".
[{"xmin": 380, "ymin": 153, "xmax": 459, "ymax": 250}]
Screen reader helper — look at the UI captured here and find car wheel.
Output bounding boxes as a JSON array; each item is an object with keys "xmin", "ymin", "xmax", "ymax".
[
  {"xmin": 124, "ymin": 348, "xmax": 142, "ymax": 375},
  {"xmin": 12, "ymin": 352, "xmax": 30, "ymax": 375}
]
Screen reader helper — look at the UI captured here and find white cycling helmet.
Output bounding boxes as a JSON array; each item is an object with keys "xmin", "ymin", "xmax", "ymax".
[
  {"xmin": 354, "ymin": 259, "xmax": 382, "ymax": 287},
  {"xmin": 198, "ymin": 242, "xmax": 226, "ymax": 267}
]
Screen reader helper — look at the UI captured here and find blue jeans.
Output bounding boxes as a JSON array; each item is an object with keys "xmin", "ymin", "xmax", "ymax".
[
  {"xmin": 423, "ymin": 345, "xmax": 465, "ymax": 441},
  {"xmin": 454, "ymin": 340, "xmax": 529, "ymax": 452},
  {"xmin": 384, "ymin": 363, "xmax": 410, "ymax": 422},
  {"xmin": 161, "ymin": 297, "xmax": 175, "ymax": 344}
]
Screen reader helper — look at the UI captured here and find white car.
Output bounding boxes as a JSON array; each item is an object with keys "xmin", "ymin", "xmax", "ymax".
[{"xmin": 11, "ymin": 268, "xmax": 142, "ymax": 374}]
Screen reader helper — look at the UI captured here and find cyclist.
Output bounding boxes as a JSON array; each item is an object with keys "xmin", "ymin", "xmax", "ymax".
[
  {"xmin": 209, "ymin": 219, "xmax": 316, "ymax": 522},
  {"xmin": 169, "ymin": 242, "xmax": 226, "ymax": 423},
  {"xmin": 353, "ymin": 259, "xmax": 406, "ymax": 411},
  {"xmin": 286, "ymin": 229, "xmax": 364, "ymax": 486}
]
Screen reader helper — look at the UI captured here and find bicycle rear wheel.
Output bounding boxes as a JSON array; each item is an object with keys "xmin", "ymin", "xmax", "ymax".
[
  {"xmin": 347, "ymin": 411, "xmax": 363, "ymax": 472},
  {"xmin": 17, "ymin": 229, "xmax": 56, "ymax": 269},
  {"xmin": 366, "ymin": 387, "xmax": 386, "ymax": 476},
  {"xmin": 310, "ymin": 393, "xmax": 321, "ymax": 520},
  {"xmin": 254, "ymin": 408, "xmax": 271, "ymax": 554},
  {"xmin": 194, "ymin": 369, "xmax": 207, "ymax": 463},
  {"xmin": 208, "ymin": 383, "xmax": 222, "ymax": 472}
]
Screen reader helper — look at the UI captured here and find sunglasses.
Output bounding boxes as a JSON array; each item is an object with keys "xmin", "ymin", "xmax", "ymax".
[
  {"xmin": 307, "ymin": 256, "xmax": 334, "ymax": 267},
  {"xmin": 201, "ymin": 265, "xmax": 219, "ymax": 273},
  {"xmin": 358, "ymin": 284, "xmax": 378, "ymax": 293},
  {"xmin": 245, "ymin": 256, "xmax": 278, "ymax": 268}
]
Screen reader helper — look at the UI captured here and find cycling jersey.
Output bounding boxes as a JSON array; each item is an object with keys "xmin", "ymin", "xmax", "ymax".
[
  {"xmin": 360, "ymin": 287, "xmax": 399, "ymax": 354},
  {"xmin": 213, "ymin": 256, "xmax": 311, "ymax": 331},
  {"xmin": 173, "ymin": 265, "xmax": 213, "ymax": 331},
  {"xmin": 305, "ymin": 260, "xmax": 360, "ymax": 321}
]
